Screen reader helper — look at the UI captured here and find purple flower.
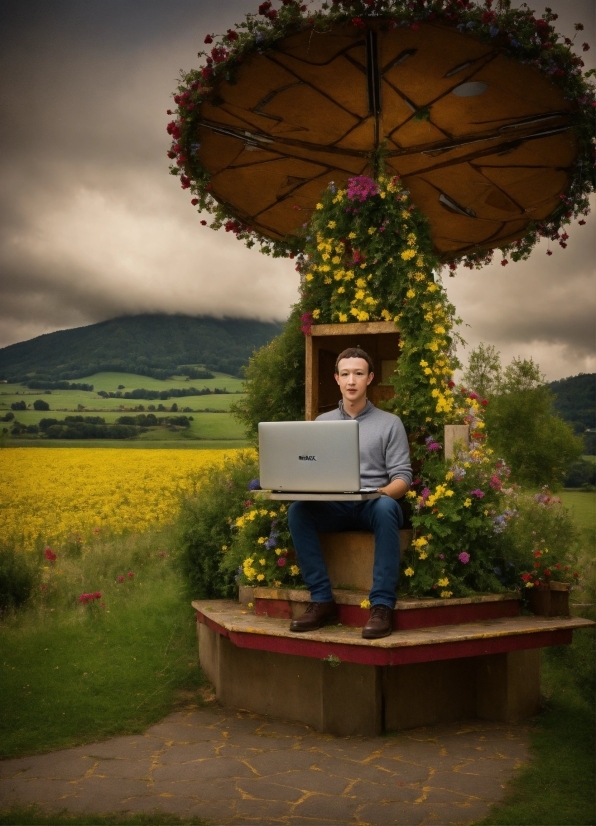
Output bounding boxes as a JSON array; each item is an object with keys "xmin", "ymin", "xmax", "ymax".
[
  {"xmin": 247, "ymin": 479, "xmax": 261, "ymax": 491},
  {"xmin": 346, "ymin": 175, "xmax": 379, "ymax": 202},
  {"xmin": 426, "ymin": 442, "xmax": 441, "ymax": 451},
  {"xmin": 458, "ymin": 552, "xmax": 470, "ymax": 564},
  {"xmin": 470, "ymin": 489, "xmax": 485, "ymax": 499}
]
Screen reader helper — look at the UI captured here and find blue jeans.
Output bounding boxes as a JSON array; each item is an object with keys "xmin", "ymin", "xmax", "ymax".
[{"xmin": 287, "ymin": 497, "xmax": 403, "ymax": 608}]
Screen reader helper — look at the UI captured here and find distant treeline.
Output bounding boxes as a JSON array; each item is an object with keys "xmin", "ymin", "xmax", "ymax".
[
  {"xmin": 97, "ymin": 386, "xmax": 229, "ymax": 401},
  {"xmin": 10, "ymin": 414, "xmax": 193, "ymax": 440},
  {"xmin": 24, "ymin": 380, "xmax": 94, "ymax": 391}
]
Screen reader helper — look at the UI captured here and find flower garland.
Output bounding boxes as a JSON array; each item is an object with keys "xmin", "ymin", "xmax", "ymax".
[
  {"xmin": 298, "ymin": 174, "xmax": 461, "ymax": 446},
  {"xmin": 167, "ymin": 0, "xmax": 595, "ymax": 264}
]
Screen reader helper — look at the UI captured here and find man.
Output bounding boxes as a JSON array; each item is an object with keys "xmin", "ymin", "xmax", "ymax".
[{"xmin": 288, "ymin": 347, "xmax": 412, "ymax": 639}]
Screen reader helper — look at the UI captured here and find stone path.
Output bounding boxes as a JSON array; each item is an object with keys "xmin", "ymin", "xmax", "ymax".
[{"xmin": 0, "ymin": 704, "xmax": 530, "ymax": 825}]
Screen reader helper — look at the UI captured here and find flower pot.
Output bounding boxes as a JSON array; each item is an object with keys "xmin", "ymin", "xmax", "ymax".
[{"xmin": 528, "ymin": 581, "xmax": 570, "ymax": 617}]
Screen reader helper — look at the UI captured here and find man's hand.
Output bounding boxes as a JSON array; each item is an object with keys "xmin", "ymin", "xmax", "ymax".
[{"xmin": 377, "ymin": 478, "xmax": 409, "ymax": 500}]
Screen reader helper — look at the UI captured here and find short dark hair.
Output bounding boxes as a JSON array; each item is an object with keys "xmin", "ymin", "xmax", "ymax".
[{"xmin": 335, "ymin": 347, "xmax": 374, "ymax": 374}]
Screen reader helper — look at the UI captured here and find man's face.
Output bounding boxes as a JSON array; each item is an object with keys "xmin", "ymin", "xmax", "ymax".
[{"xmin": 335, "ymin": 357, "xmax": 374, "ymax": 405}]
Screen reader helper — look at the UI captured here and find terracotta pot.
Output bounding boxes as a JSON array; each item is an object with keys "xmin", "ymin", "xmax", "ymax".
[{"xmin": 528, "ymin": 581, "xmax": 570, "ymax": 617}]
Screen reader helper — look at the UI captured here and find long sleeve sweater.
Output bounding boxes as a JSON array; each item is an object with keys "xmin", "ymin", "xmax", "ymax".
[{"xmin": 317, "ymin": 400, "xmax": 412, "ymax": 489}]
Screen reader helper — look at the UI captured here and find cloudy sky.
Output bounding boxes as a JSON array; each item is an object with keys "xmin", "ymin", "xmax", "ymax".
[{"xmin": 0, "ymin": 0, "xmax": 594, "ymax": 379}]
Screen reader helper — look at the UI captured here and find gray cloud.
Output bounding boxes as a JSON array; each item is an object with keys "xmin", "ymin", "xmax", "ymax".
[{"xmin": 0, "ymin": 0, "xmax": 594, "ymax": 380}]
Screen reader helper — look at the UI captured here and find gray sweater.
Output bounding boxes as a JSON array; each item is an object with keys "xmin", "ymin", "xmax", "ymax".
[{"xmin": 317, "ymin": 400, "xmax": 412, "ymax": 488}]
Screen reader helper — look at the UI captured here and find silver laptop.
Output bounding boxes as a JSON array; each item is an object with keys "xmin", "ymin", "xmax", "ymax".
[{"xmin": 258, "ymin": 421, "xmax": 381, "ymax": 500}]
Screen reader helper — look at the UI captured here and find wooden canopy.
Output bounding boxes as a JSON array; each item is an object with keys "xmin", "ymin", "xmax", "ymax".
[{"xmin": 194, "ymin": 21, "xmax": 577, "ymax": 258}]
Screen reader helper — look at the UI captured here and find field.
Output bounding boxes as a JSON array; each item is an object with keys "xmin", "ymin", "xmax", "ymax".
[
  {"xmin": 0, "ymin": 371, "xmax": 247, "ymax": 445},
  {"xmin": 0, "ymin": 447, "xmax": 240, "ymax": 550}
]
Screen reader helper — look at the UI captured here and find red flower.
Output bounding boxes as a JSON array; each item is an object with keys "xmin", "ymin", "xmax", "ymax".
[
  {"xmin": 411, "ymin": 23, "xmax": 420, "ymax": 31},
  {"xmin": 582, "ymin": 43, "xmax": 590, "ymax": 51},
  {"xmin": 448, "ymin": 381, "xmax": 455, "ymax": 388},
  {"xmin": 45, "ymin": 547, "xmax": 57, "ymax": 561},
  {"xmin": 573, "ymin": 571, "xmax": 579, "ymax": 578},
  {"xmin": 191, "ymin": 198, "xmax": 199, "ymax": 206},
  {"xmin": 546, "ymin": 250, "xmax": 553, "ymax": 255},
  {"xmin": 481, "ymin": 399, "xmax": 488, "ymax": 407},
  {"xmin": 226, "ymin": 29, "xmax": 238, "ymax": 41},
  {"xmin": 117, "ymin": 576, "xmax": 124, "ymax": 582},
  {"xmin": 204, "ymin": 34, "xmax": 213, "ymax": 44},
  {"xmin": 501, "ymin": 259, "xmax": 508, "ymax": 266},
  {"xmin": 127, "ymin": 571, "xmax": 134, "ymax": 579},
  {"xmin": 200, "ymin": 220, "xmax": 207, "ymax": 225}
]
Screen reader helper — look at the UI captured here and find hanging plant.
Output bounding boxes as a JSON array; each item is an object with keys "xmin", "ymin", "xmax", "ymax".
[{"xmin": 167, "ymin": 0, "xmax": 595, "ymax": 264}]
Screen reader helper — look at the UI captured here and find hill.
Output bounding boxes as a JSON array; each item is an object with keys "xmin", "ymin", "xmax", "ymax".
[
  {"xmin": 549, "ymin": 373, "xmax": 596, "ymax": 433},
  {"xmin": 0, "ymin": 314, "xmax": 285, "ymax": 381}
]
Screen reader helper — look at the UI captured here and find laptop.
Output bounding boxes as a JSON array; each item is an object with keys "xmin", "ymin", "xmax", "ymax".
[{"xmin": 258, "ymin": 421, "xmax": 381, "ymax": 501}]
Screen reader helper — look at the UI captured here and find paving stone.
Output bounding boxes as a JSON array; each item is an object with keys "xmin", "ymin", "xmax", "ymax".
[
  {"xmin": 157, "ymin": 742, "xmax": 225, "ymax": 764},
  {"xmin": 150, "ymin": 777, "xmax": 237, "ymax": 801},
  {"xmin": 292, "ymin": 792, "xmax": 361, "ymax": 820},
  {"xmin": 429, "ymin": 770, "xmax": 508, "ymax": 799},
  {"xmin": 151, "ymin": 756, "xmax": 254, "ymax": 783},
  {"xmin": 357, "ymin": 800, "xmax": 430, "ymax": 825},
  {"xmin": 80, "ymin": 735, "xmax": 161, "ymax": 761},
  {"xmin": 361, "ymin": 757, "xmax": 432, "ymax": 784},
  {"xmin": 309, "ymin": 756, "xmax": 401, "ymax": 784},
  {"xmin": 268, "ymin": 768, "xmax": 353, "ymax": 796},
  {"xmin": 235, "ymin": 778, "xmax": 308, "ymax": 802},
  {"xmin": 234, "ymin": 796, "xmax": 305, "ymax": 819},
  {"xmin": 240, "ymin": 749, "xmax": 321, "ymax": 777},
  {"xmin": 0, "ymin": 778, "xmax": 82, "ymax": 805},
  {"xmin": 347, "ymin": 778, "xmax": 421, "ymax": 804},
  {"xmin": 87, "ymin": 758, "xmax": 153, "ymax": 780}
]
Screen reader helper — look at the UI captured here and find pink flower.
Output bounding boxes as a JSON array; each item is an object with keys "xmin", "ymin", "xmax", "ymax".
[
  {"xmin": 127, "ymin": 571, "xmax": 134, "ymax": 579},
  {"xmin": 277, "ymin": 557, "xmax": 287, "ymax": 567},
  {"xmin": 44, "ymin": 548, "xmax": 57, "ymax": 561},
  {"xmin": 117, "ymin": 576, "xmax": 125, "ymax": 583},
  {"xmin": 470, "ymin": 489, "xmax": 485, "ymax": 499},
  {"xmin": 458, "ymin": 552, "xmax": 470, "ymax": 564}
]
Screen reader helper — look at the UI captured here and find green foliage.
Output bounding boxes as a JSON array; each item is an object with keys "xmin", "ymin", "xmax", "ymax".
[
  {"xmin": 0, "ymin": 810, "xmax": 207, "ymax": 826},
  {"xmin": 221, "ymin": 498, "xmax": 302, "ymax": 588},
  {"xmin": 230, "ymin": 306, "xmax": 305, "ymax": 441},
  {"xmin": 485, "ymin": 387, "xmax": 583, "ymax": 488},
  {"xmin": 549, "ymin": 372, "xmax": 596, "ymax": 442},
  {"xmin": 0, "ymin": 546, "xmax": 39, "ymax": 613},
  {"xmin": 0, "ymin": 314, "xmax": 284, "ymax": 382},
  {"xmin": 177, "ymin": 451, "xmax": 259, "ymax": 598},
  {"xmin": 564, "ymin": 458, "xmax": 596, "ymax": 489},
  {"xmin": 462, "ymin": 343, "xmax": 501, "ymax": 399},
  {"xmin": 32, "ymin": 399, "xmax": 50, "ymax": 411}
]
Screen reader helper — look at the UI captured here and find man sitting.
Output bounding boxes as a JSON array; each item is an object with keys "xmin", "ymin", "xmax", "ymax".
[{"xmin": 288, "ymin": 347, "xmax": 412, "ymax": 639}]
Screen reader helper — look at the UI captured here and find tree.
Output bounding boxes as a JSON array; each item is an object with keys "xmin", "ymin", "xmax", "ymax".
[
  {"xmin": 500, "ymin": 356, "xmax": 544, "ymax": 393},
  {"xmin": 11, "ymin": 401, "xmax": 26, "ymax": 411},
  {"xmin": 33, "ymin": 399, "xmax": 50, "ymax": 411},
  {"xmin": 485, "ymin": 386, "xmax": 583, "ymax": 487},
  {"xmin": 230, "ymin": 306, "xmax": 305, "ymax": 442},
  {"xmin": 462, "ymin": 343, "xmax": 502, "ymax": 398}
]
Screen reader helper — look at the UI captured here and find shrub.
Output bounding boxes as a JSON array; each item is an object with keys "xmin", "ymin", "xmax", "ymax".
[
  {"xmin": 0, "ymin": 546, "xmax": 39, "ymax": 613},
  {"xmin": 11, "ymin": 401, "xmax": 26, "ymax": 411},
  {"xmin": 230, "ymin": 306, "xmax": 304, "ymax": 442},
  {"xmin": 33, "ymin": 399, "xmax": 50, "ymax": 411},
  {"xmin": 177, "ymin": 451, "xmax": 259, "ymax": 599},
  {"xmin": 564, "ymin": 459, "xmax": 596, "ymax": 489}
]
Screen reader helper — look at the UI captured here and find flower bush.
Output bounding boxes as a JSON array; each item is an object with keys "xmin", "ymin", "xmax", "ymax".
[
  {"xmin": 168, "ymin": 0, "xmax": 595, "ymax": 264},
  {"xmin": 298, "ymin": 174, "xmax": 461, "ymax": 445}
]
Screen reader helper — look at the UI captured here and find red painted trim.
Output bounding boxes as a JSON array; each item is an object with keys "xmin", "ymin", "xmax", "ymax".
[
  {"xmin": 255, "ymin": 599, "xmax": 292, "ymax": 619},
  {"xmin": 396, "ymin": 600, "xmax": 520, "ymax": 630},
  {"xmin": 253, "ymin": 598, "xmax": 520, "ymax": 629},
  {"xmin": 195, "ymin": 607, "xmax": 574, "ymax": 666}
]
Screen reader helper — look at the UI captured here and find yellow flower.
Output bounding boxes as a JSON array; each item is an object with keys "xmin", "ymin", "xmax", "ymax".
[
  {"xmin": 316, "ymin": 202, "xmax": 323, "ymax": 210},
  {"xmin": 221, "ymin": 545, "xmax": 228, "ymax": 551},
  {"xmin": 445, "ymin": 472, "xmax": 454, "ymax": 481},
  {"xmin": 348, "ymin": 232, "xmax": 356, "ymax": 239},
  {"xmin": 256, "ymin": 574, "xmax": 265, "ymax": 582},
  {"xmin": 406, "ymin": 289, "xmax": 416, "ymax": 299},
  {"xmin": 438, "ymin": 577, "xmax": 449, "ymax": 587},
  {"xmin": 360, "ymin": 599, "xmax": 371, "ymax": 609},
  {"xmin": 368, "ymin": 227, "xmax": 377, "ymax": 235},
  {"xmin": 328, "ymin": 220, "xmax": 336, "ymax": 228},
  {"xmin": 259, "ymin": 558, "xmax": 266, "ymax": 566},
  {"xmin": 406, "ymin": 490, "xmax": 417, "ymax": 499},
  {"xmin": 356, "ymin": 277, "xmax": 366, "ymax": 288},
  {"xmin": 419, "ymin": 552, "xmax": 428, "ymax": 560},
  {"xmin": 305, "ymin": 273, "xmax": 313, "ymax": 281},
  {"xmin": 440, "ymin": 590, "xmax": 453, "ymax": 599},
  {"xmin": 444, "ymin": 490, "xmax": 454, "ymax": 497},
  {"xmin": 337, "ymin": 286, "xmax": 345, "ymax": 294},
  {"xmin": 401, "ymin": 249, "xmax": 416, "ymax": 260},
  {"xmin": 248, "ymin": 602, "xmax": 254, "ymax": 608},
  {"xmin": 338, "ymin": 313, "xmax": 348, "ymax": 322},
  {"xmin": 355, "ymin": 289, "xmax": 365, "ymax": 300},
  {"xmin": 463, "ymin": 498, "xmax": 472, "ymax": 508},
  {"xmin": 332, "ymin": 256, "xmax": 341, "ymax": 264},
  {"xmin": 381, "ymin": 309, "xmax": 392, "ymax": 321},
  {"xmin": 290, "ymin": 565, "xmax": 300, "ymax": 576},
  {"xmin": 404, "ymin": 567, "xmax": 415, "ymax": 577},
  {"xmin": 525, "ymin": 581, "xmax": 535, "ymax": 588},
  {"xmin": 420, "ymin": 360, "xmax": 428, "ymax": 367},
  {"xmin": 312, "ymin": 309, "xmax": 320, "ymax": 319}
]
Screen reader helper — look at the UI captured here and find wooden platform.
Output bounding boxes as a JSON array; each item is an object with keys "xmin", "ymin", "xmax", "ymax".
[{"xmin": 193, "ymin": 599, "xmax": 594, "ymax": 735}]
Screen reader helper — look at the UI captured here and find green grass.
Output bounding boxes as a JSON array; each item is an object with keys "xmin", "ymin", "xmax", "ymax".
[
  {"xmin": 558, "ymin": 489, "xmax": 596, "ymax": 531},
  {"xmin": 0, "ymin": 530, "xmax": 204, "ymax": 760},
  {"xmin": 5, "ymin": 439, "xmax": 250, "ymax": 449}
]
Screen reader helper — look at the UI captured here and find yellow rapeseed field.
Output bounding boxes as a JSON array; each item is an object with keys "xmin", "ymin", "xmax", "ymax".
[{"xmin": 0, "ymin": 448, "xmax": 235, "ymax": 551}]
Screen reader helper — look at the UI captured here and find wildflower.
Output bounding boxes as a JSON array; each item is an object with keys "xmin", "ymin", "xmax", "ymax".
[
  {"xmin": 458, "ymin": 552, "xmax": 470, "ymax": 564},
  {"xmin": 440, "ymin": 590, "xmax": 453, "ymax": 598},
  {"xmin": 437, "ymin": 577, "xmax": 449, "ymax": 587},
  {"xmin": 277, "ymin": 557, "xmax": 287, "ymax": 567},
  {"xmin": 127, "ymin": 571, "xmax": 134, "ymax": 579},
  {"xmin": 469, "ymin": 489, "xmax": 485, "ymax": 499},
  {"xmin": 360, "ymin": 598, "xmax": 371, "ymax": 609},
  {"xmin": 404, "ymin": 567, "xmax": 415, "ymax": 577},
  {"xmin": 290, "ymin": 565, "xmax": 300, "ymax": 576},
  {"xmin": 256, "ymin": 574, "xmax": 265, "ymax": 582},
  {"xmin": 44, "ymin": 548, "xmax": 57, "ymax": 562}
]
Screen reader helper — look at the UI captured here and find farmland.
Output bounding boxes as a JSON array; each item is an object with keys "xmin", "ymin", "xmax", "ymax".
[{"xmin": 0, "ymin": 371, "xmax": 248, "ymax": 446}]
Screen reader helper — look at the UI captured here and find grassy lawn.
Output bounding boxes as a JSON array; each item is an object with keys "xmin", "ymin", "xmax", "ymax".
[
  {"xmin": 558, "ymin": 489, "xmax": 596, "ymax": 531},
  {"xmin": 0, "ymin": 529, "xmax": 204, "ymax": 761}
]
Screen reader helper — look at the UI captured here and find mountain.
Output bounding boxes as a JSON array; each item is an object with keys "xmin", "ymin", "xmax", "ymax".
[{"xmin": 0, "ymin": 314, "xmax": 285, "ymax": 381}]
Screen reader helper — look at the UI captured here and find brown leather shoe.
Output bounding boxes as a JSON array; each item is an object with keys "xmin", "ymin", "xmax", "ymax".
[
  {"xmin": 362, "ymin": 605, "xmax": 393, "ymax": 639},
  {"xmin": 289, "ymin": 601, "xmax": 338, "ymax": 632}
]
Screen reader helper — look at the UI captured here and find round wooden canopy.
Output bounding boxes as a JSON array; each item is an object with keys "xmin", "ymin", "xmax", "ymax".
[{"xmin": 194, "ymin": 21, "xmax": 578, "ymax": 258}]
